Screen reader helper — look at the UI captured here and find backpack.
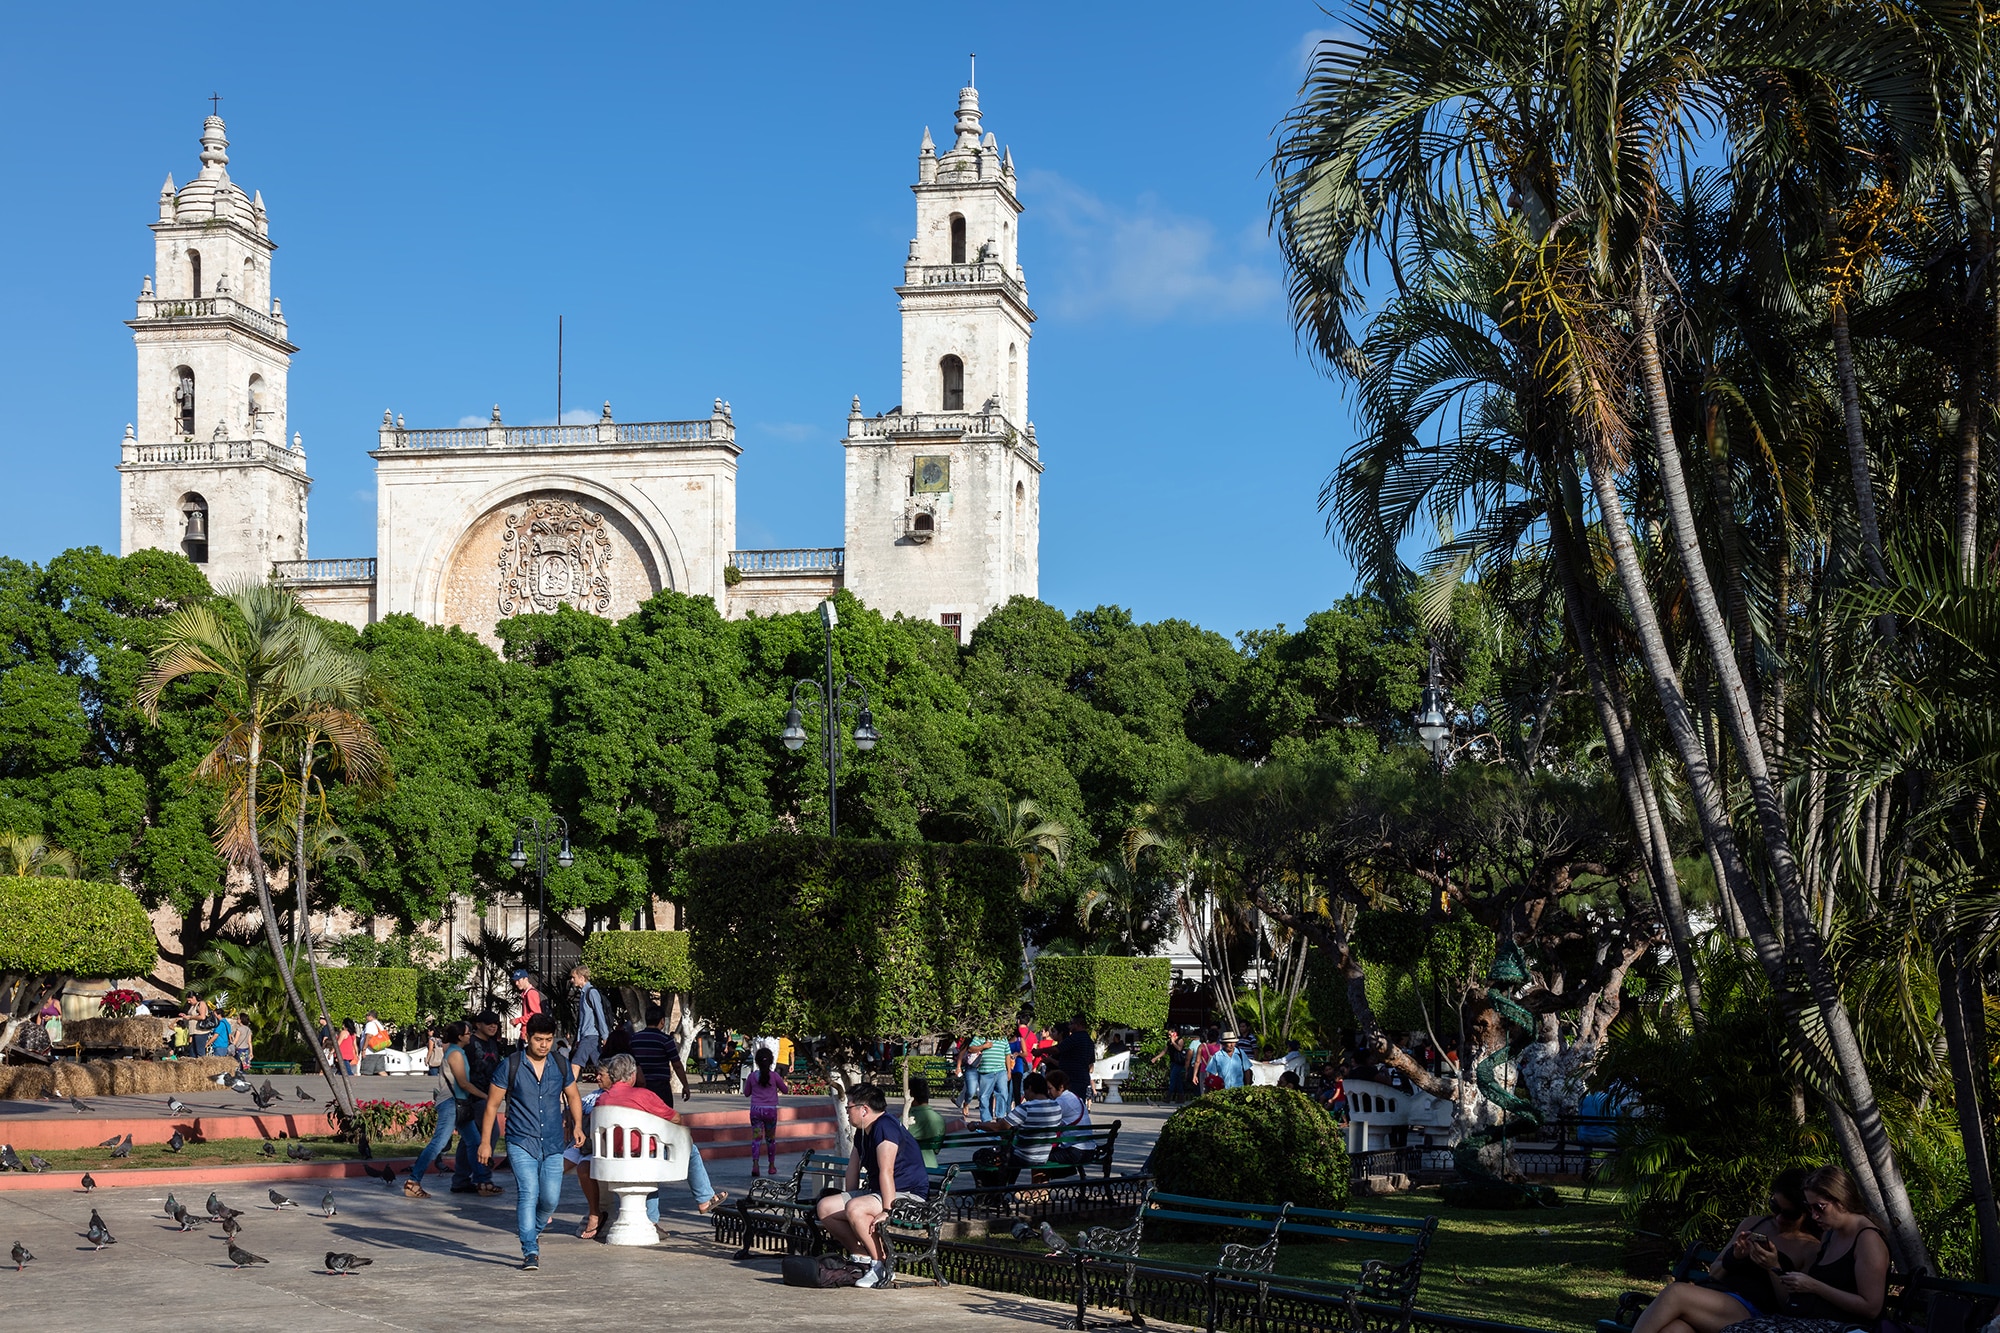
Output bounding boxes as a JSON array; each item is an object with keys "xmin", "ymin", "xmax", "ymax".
[{"xmin": 781, "ymin": 1255, "xmax": 866, "ymax": 1288}]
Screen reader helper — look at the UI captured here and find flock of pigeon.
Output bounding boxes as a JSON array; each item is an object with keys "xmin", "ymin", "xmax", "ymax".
[
  {"xmin": 5, "ymin": 1077, "xmax": 373, "ymax": 1277},
  {"xmin": 11, "ymin": 1188, "xmax": 374, "ymax": 1277}
]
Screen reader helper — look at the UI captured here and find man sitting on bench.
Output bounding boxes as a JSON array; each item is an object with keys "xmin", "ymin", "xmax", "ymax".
[
  {"xmin": 815, "ymin": 1082, "xmax": 930, "ymax": 1290},
  {"xmin": 972, "ymin": 1070, "xmax": 1065, "ymax": 1183}
]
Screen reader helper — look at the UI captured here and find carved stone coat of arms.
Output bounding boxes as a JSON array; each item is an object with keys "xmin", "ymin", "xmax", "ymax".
[{"xmin": 497, "ymin": 498, "xmax": 614, "ymax": 616}]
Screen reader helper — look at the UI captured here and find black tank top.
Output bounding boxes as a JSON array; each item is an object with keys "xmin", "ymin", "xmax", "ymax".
[{"xmin": 1792, "ymin": 1225, "xmax": 1886, "ymax": 1320}]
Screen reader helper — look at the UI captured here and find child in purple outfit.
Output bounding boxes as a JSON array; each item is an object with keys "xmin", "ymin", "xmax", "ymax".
[{"xmin": 744, "ymin": 1046, "xmax": 790, "ymax": 1177}]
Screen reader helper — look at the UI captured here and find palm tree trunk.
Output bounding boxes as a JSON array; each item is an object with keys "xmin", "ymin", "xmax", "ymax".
[
  {"xmin": 1632, "ymin": 276, "xmax": 1931, "ymax": 1274},
  {"xmin": 1546, "ymin": 476, "xmax": 1704, "ymax": 1019},
  {"xmin": 1831, "ymin": 306, "xmax": 1892, "ymax": 589},
  {"xmin": 1939, "ymin": 940, "xmax": 2000, "ymax": 1278},
  {"xmin": 244, "ymin": 731, "xmax": 358, "ymax": 1124}
]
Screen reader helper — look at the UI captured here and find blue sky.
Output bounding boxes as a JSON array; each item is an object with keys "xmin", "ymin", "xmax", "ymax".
[{"xmin": 1, "ymin": 3, "xmax": 1362, "ymax": 639}]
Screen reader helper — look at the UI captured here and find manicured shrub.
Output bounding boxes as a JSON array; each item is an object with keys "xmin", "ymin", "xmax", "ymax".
[
  {"xmin": 1150, "ymin": 1086, "xmax": 1350, "ymax": 1212},
  {"xmin": 582, "ymin": 930, "xmax": 692, "ymax": 992},
  {"xmin": 304, "ymin": 966, "xmax": 420, "ymax": 1028},
  {"xmin": 688, "ymin": 835, "xmax": 1021, "ymax": 1042},
  {"xmin": 1034, "ymin": 955, "xmax": 1170, "ymax": 1031},
  {"xmin": 0, "ymin": 880, "xmax": 157, "ymax": 978}
]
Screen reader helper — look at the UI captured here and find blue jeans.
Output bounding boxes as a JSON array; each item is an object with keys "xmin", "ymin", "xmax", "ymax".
[
  {"xmin": 452, "ymin": 1101, "xmax": 492, "ymax": 1188},
  {"xmin": 639, "ymin": 1144, "xmax": 717, "ymax": 1222},
  {"xmin": 961, "ymin": 1068, "xmax": 982, "ymax": 1111},
  {"xmin": 505, "ymin": 1144, "xmax": 567, "ymax": 1258},
  {"xmin": 411, "ymin": 1096, "xmax": 457, "ymax": 1182},
  {"xmin": 977, "ymin": 1069, "xmax": 1007, "ymax": 1123}
]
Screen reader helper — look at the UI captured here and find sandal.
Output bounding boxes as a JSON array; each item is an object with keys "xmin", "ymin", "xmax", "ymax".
[
  {"xmin": 476, "ymin": 1183, "xmax": 503, "ymax": 1196},
  {"xmin": 577, "ymin": 1215, "xmax": 601, "ymax": 1240},
  {"xmin": 403, "ymin": 1179, "xmax": 431, "ymax": 1199},
  {"xmin": 697, "ymin": 1189, "xmax": 730, "ymax": 1216}
]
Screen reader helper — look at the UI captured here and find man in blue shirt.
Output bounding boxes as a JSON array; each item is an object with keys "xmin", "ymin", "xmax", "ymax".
[
  {"xmin": 478, "ymin": 1014, "xmax": 583, "ymax": 1270},
  {"xmin": 815, "ymin": 1082, "xmax": 930, "ymax": 1289},
  {"xmin": 1207, "ymin": 1033, "xmax": 1251, "ymax": 1090}
]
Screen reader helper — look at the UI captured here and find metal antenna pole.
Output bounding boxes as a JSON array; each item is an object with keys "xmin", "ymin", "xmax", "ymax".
[
  {"xmin": 557, "ymin": 316, "xmax": 563, "ymax": 426},
  {"xmin": 822, "ymin": 603, "xmax": 838, "ymax": 837}
]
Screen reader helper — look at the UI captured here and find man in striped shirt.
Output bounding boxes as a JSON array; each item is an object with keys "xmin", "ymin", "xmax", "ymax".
[
  {"xmin": 972, "ymin": 1071, "xmax": 1066, "ymax": 1183},
  {"xmin": 627, "ymin": 1005, "xmax": 690, "ymax": 1106}
]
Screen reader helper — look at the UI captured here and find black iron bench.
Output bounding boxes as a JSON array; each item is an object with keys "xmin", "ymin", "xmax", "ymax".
[
  {"xmin": 1063, "ymin": 1187, "xmax": 1437, "ymax": 1332},
  {"xmin": 1602, "ymin": 1243, "xmax": 2000, "ymax": 1333},
  {"xmin": 970, "ymin": 1120, "xmax": 1122, "ymax": 1185}
]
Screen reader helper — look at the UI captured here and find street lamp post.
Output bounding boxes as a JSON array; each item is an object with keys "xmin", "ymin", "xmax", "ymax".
[
  {"xmin": 510, "ymin": 815, "xmax": 573, "ymax": 986},
  {"xmin": 1415, "ymin": 645, "xmax": 1453, "ymax": 767},
  {"xmin": 779, "ymin": 599, "xmax": 878, "ymax": 836}
]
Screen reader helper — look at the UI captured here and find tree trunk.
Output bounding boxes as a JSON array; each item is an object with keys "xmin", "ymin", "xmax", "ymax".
[
  {"xmin": 244, "ymin": 731, "xmax": 357, "ymax": 1124},
  {"xmin": 1634, "ymin": 278, "xmax": 1931, "ymax": 1274},
  {"xmin": 1939, "ymin": 942, "xmax": 2000, "ymax": 1279},
  {"xmin": 1831, "ymin": 305, "xmax": 1891, "ymax": 590}
]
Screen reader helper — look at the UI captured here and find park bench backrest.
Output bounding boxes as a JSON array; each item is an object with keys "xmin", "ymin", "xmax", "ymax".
[{"xmin": 1283, "ymin": 1204, "xmax": 1438, "ymax": 1302}]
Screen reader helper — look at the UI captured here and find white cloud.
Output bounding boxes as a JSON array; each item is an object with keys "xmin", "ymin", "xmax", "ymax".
[
  {"xmin": 1295, "ymin": 25, "xmax": 1355, "ymax": 72},
  {"xmin": 456, "ymin": 414, "xmax": 486, "ymax": 428},
  {"xmin": 1025, "ymin": 172, "xmax": 1281, "ymax": 324}
]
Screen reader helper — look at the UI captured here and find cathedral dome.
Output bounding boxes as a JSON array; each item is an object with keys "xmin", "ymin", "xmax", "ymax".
[{"xmin": 169, "ymin": 115, "xmax": 258, "ymax": 230}]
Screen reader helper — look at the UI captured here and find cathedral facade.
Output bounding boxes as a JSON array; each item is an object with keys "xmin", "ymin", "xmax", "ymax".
[{"xmin": 118, "ymin": 77, "xmax": 1042, "ymax": 646}]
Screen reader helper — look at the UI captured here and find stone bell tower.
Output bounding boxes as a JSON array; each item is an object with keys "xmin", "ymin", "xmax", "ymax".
[
  {"xmin": 119, "ymin": 112, "xmax": 310, "ymax": 590},
  {"xmin": 841, "ymin": 67, "xmax": 1042, "ymax": 639}
]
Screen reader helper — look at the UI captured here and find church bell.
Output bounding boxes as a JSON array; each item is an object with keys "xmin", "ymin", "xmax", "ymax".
[{"xmin": 183, "ymin": 508, "xmax": 207, "ymax": 541}]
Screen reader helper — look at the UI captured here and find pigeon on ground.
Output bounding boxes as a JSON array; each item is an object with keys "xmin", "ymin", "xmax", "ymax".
[
  {"xmin": 167, "ymin": 1130, "xmax": 185, "ymax": 1154},
  {"xmin": 164, "ymin": 1192, "xmax": 180, "ymax": 1216},
  {"xmin": 170, "ymin": 1203, "xmax": 199, "ymax": 1232},
  {"xmin": 325, "ymin": 1251, "xmax": 372, "ymax": 1275},
  {"xmin": 69, "ymin": 1096, "xmax": 93, "ymax": 1113},
  {"xmin": 250, "ymin": 1087, "xmax": 279, "ymax": 1110},
  {"xmin": 0, "ymin": 1145, "xmax": 22, "ymax": 1172},
  {"xmin": 269, "ymin": 1189, "xmax": 298, "ymax": 1209},
  {"xmin": 85, "ymin": 1212, "xmax": 115, "ymax": 1249},
  {"xmin": 168, "ymin": 1097, "xmax": 192, "ymax": 1116},
  {"xmin": 226, "ymin": 1242, "xmax": 267, "ymax": 1269},
  {"xmin": 260, "ymin": 1141, "xmax": 277, "ymax": 1158},
  {"xmin": 362, "ymin": 1162, "xmax": 397, "ymax": 1188},
  {"xmin": 220, "ymin": 1215, "xmax": 242, "ymax": 1238},
  {"xmin": 321, "ymin": 1192, "xmax": 336, "ymax": 1218},
  {"xmin": 210, "ymin": 1204, "xmax": 242, "ymax": 1223},
  {"xmin": 108, "ymin": 1138, "xmax": 132, "ymax": 1160},
  {"xmin": 1037, "ymin": 1221, "xmax": 1071, "ymax": 1254},
  {"xmin": 80, "ymin": 1173, "xmax": 96, "ymax": 1193},
  {"xmin": 97, "ymin": 1132, "xmax": 123, "ymax": 1148},
  {"xmin": 228, "ymin": 1076, "xmax": 253, "ymax": 1095},
  {"xmin": 295, "ymin": 1085, "xmax": 314, "ymax": 1102},
  {"xmin": 287, "ymin": 1142, "xmax": 315, "ymax": 1161},
  {"xmin": 11, "ymin": 1242, "xmax": 30, "ymax": 1271},
  {"xmin": 27, "ymin": 1155, "xmax": 49, "ymax": 1174},
  {"xmin": 205, "ymin": 1192, "xmax": 222, "ymax": 1217}
]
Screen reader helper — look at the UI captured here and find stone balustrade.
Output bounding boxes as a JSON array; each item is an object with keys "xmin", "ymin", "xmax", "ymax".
[
  {"xmin": 901, "ymin": 260, "xmax": 1029, "ymax": 302},
  {"xmin": 124, "ymin": 433, "xmax": 306, "ymax": 471},
  {"xmin": 273, "ymin": 557, "xmax": 377, "ymax": 583},
  {"xmin": 380, "ymin": 401, "xmax": 733, "ymax": 451},
  {"xmin": 728, "ymin": 548, "xmax": 846, "ymax": 574},
  {"xmin": 132, "ymin": 293, "xmax": 290, "ymax": 343}
]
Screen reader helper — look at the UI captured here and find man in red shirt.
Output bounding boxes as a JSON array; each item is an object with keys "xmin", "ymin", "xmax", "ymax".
[{"xmin": 510, "ymin": 970, "xmax": 544, "ymax": 1047}]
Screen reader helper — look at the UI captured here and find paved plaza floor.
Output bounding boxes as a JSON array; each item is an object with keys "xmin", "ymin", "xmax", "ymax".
[{"xmin": 0, "ymin": 1086, "xmax": 1173, "ymax": 1332}]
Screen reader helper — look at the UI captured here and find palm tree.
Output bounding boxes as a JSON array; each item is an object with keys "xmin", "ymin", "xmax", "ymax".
[
  {"xmin": 972, "ymin": 796, "xmax": 1072, "ymax": 898},
  {"xmin": 1077, "ymin": 827, "xmax": 1172, "ymax": 953},
  {"xmin": 0, "ymin": 833, "xmax": 78, "ymax": 879},
  {"xmin": 137, "ymin": 584, "xmax": 385, "ymax": 1124},
  {"xmin": 1271, "ymin": 0, "xmax": 1935, "ymax": 1268}
]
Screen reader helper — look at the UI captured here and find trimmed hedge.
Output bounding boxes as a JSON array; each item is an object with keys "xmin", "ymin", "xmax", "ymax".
[
  {"xmin": 0, "ymin": 880, "xmax": 156, "ymax": 978},
  {"xmin": 1151, "ymin": 1086, "xmax": 1350, "ymax": 1211},
  {"xmin": 582, "ymin": 931, "xmax": 692, "ymax": 992},
  {"xmin": 688, "ymin": 835, "xmax": 1021, "ymax": 1041},
  {"xmin": 1034, "ymin": 955, "xmax": 1170, "ymax": 1031},
  {"xmin": 302, "ymin": 966, "xmax": 420, "ymax": 1027}
]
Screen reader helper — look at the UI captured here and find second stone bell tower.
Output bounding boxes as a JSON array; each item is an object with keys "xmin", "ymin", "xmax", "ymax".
[
  {"xmin": 841, "ymin": 69, "xmax": 1042, "ymax": 640},
  {"xmin": 119, "ymin": 112, "xmax": 310, "ymax": 590}
]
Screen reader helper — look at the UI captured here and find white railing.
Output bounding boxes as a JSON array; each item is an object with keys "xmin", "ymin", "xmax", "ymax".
[
  {"xmin": 505, "ymin": 424, "xmax": 599, "ymax": 447},
  {"xmin": 848, "ymin": 409, "xmax": 1015, "ymax": 439},
  {"xmin": 904, "ymin": 261, "xmax": 1028, "ymax": 301},
  {"xmin": 615, "ymin": 420, "xmax": 711, "ymax": 444},
  {"xmin": 129, "ymin": 438, "xmax": 305, "ymax": 471},
  {"xmin": 135, "ymin": 295, "xmax": 289, "ymax": 343},
  {"xmin": 273, "ymin": 558, "xmax": 376, "ymax": 583},
  {"xmin": 397, "ymin": 427, "xmax": 488, "ymax": 450},
  {"xmin": 728, "ymin": 548, "xmax": 846, "ymax": 574}
]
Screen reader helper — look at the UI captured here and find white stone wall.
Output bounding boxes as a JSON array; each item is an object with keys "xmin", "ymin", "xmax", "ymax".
[
  {"xmin": 291, "ymin": 578, "xmax": 376, "ymax": 631},
  {"xmin": 120, "ymin": 453, "xmax": 309, "ymax": 590},
  {"xmin": 373, "ymin": 418, "xmax": 739, "ymax": 647}
]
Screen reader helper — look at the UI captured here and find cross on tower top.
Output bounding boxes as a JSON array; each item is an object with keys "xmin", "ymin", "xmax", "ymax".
[{"xmin": 208, "ymin": 92, "xmax": 222, "ymax": 116}]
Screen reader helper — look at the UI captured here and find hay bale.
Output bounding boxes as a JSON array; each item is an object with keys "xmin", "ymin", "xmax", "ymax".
[
  {"xmin": 0, "ymin": 1055, "xmax": 240, "ymax": 1100},
  {"xmin": 65, "ymin": 1017, "xmax": 171, "ymax": 1048}
]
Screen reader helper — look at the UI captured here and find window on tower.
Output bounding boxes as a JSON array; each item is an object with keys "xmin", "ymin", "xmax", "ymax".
[
  {"xmin": 940, "ymin": 612, "xmax": 962, "ymax": 644},
  {"xmin": 940, "ymin": 355, "xmax": 965, "ymax": 411},
  {"xmin": 174, "ymin": 367, "xmax": 196, "ymax": 436},
  {"xmin": 179, "ymin": 494, "xmax": 209, "ymax": 565},
  {"xmin": 950, "ymin": 215, "xmax": 967, "ymax": 265},
  {"xmin": 248, "ymin": 374, "xmax": 266, "ymax": 428},
  {"xmin": 189, "ymin": 250, "xmax": 202, "ymax": 298}
]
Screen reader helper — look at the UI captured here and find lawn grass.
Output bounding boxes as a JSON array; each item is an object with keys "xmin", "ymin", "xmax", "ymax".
[
  {"xmin": 10, "ymin": 1135, "xmax": 432, "ymax": 1173},
  {"xmin": 994, "ymin": 1185, "xmax": 1652, "ymax": 1332}
]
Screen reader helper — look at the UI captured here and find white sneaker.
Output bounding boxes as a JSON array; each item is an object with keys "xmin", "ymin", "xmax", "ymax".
[{"xmin": 855, "ymin": 1260, "xmax": 888, "ymax": 1289}]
